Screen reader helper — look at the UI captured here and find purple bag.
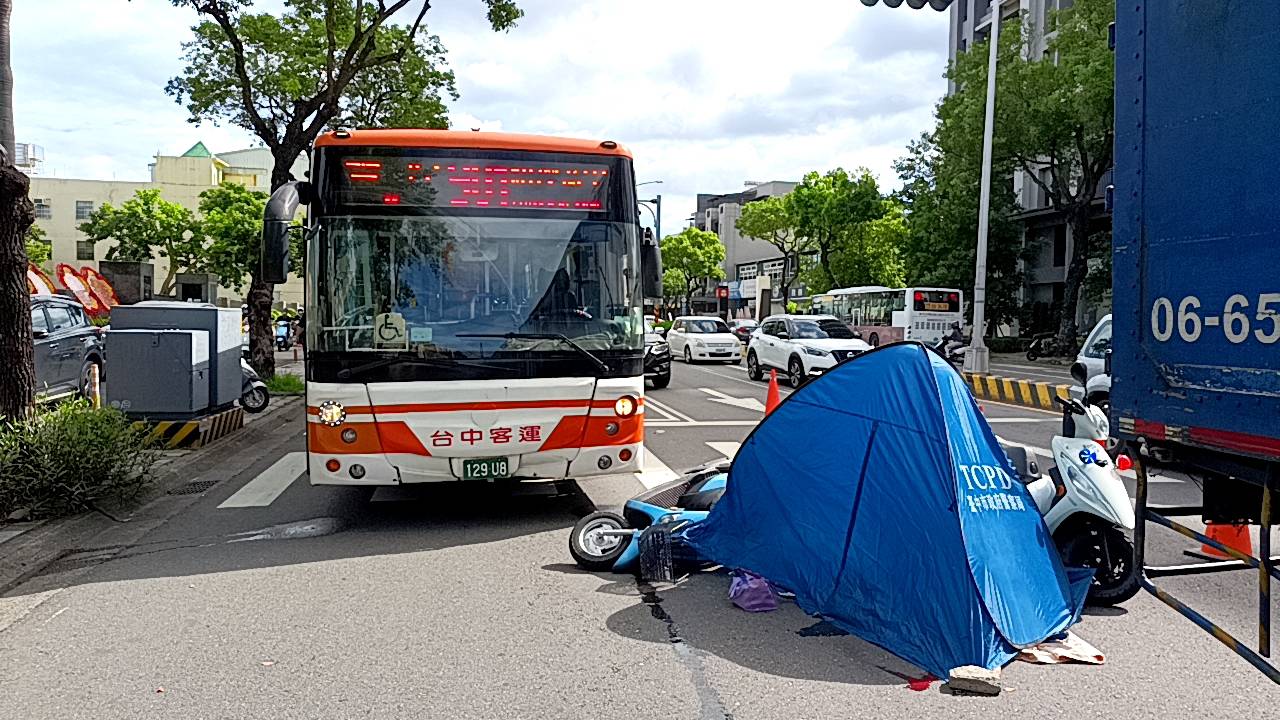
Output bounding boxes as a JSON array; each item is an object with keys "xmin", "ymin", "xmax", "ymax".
[{"xmin": 729, "ymin": 569, "xmax": 779, "ymax": 612}]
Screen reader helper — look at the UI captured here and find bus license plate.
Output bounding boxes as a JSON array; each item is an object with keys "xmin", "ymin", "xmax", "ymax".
[
  {"xmin": 463, "ymin": 457, "xmax": 510, "ymax": 479},
  {"xmin": 924, "ymin": 302, "xmax": 950, "ymax": 311}
]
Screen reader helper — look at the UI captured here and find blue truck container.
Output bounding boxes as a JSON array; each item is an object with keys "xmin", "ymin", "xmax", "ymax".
[
  {"xmin": 1113, "ymin": 2, "xmax": 1279, "ymax": 682},
  {"xmin": 1112, "ymin": 3, "xmax": 1280, "ymax": 472}
]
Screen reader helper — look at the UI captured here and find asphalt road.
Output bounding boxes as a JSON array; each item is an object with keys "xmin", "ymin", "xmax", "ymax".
[{"xmin": 1, "ymin": 357, "xmax": 1276, "ymax": 718}]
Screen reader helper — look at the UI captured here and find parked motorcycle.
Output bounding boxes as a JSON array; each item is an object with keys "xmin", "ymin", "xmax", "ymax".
[
  {"xmin": 1000, "ymin": 395, "xmax": 1139, "ymax": 606},
  {"xmin": 1025, "ymin": 332, "xmax": 1075, "ymax": 361},
  {"xmin": 240, "ymin": 357, "xmax": 270, "ymax": 413}
]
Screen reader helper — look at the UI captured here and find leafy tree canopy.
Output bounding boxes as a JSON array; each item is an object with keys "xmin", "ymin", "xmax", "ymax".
[
  {"xmin": 790, "ymin": 168, "xmax": 885, "ymax": 291},
  {"xmin": 23, "ymin": 224, "xmax": 49, "ymax": 267},
  {"xmin": 660, "ymin": 227, "xmax": 724, "ymax": 309},
  {"xmin": 77, "ymin": 189, "xmax": 200, "ymax": 295},
  {"xmin": 197, "ymin": 182, "xmax": 271, "ymax": 293}
]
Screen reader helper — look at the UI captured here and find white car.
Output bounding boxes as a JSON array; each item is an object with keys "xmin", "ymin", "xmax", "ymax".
[
  {"xmin": 666, "ymin": 316, "xmax": 742, "ymax": 364},
  {"xmin": 747, "ymin": 314, "xmax": 871, "ymax": 386}
]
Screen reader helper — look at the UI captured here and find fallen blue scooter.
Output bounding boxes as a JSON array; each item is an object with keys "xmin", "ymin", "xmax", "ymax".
[{"xmin": 569, "ymin": 460, "xmax": 727, "ymax": 577}]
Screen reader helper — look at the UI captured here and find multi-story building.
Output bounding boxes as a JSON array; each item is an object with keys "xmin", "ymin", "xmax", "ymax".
[
  {"xmin": 948, "ymin": 0, "xmax": 1109, "ymax": 333},
  {"xmin": 693, "ymin": 180, "xmax": 801, "ymax": 318},
  {"xmin": 27, "ymin": 142, "xmax": 307, "ymax": 307}
]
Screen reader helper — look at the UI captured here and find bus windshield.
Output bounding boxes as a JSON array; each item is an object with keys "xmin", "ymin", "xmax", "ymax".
[{"xmin": 310, "ymin": 215, "xmax": 642, "ymax": 356}]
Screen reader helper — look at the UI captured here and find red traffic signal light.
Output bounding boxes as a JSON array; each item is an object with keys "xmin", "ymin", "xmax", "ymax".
[{"xmin": 717, "ymin": 286, "xmax": 729, "ymax": 299}]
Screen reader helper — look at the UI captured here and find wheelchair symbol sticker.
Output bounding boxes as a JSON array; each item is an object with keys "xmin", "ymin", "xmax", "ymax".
[{"xmin": 373, "ymin": 312, "xmax": 408, "ymax": 349}]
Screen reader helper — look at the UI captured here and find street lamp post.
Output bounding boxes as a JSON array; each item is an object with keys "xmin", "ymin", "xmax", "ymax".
[{"xmin": 860, "ymin": 0, "xmax": 992, "ymax": 373}]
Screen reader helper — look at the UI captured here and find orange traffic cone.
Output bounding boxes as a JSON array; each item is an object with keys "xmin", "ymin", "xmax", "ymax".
[
  {"xmin": 1199, "ymin": 523, "xmax": 1253, "ymax": 559},
  {"xmin": 765, "ymin": 369, "xmax": 782, "ymax": 415}
]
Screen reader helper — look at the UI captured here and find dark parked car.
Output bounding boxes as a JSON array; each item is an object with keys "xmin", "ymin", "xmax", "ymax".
[
  {"xmin": 30, "ymin": 295, "xmax": 104, "ymax": 401},
  {"xmin": 644, "ymin": 330, "xmax": 671, "ymax": 389}
]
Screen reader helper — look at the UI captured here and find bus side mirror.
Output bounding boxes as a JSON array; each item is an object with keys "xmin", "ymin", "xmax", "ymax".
[
  {"xmin": 640, "ymin": 229, "xmax": 662, "ymax": 299},
  {"xmin": 261, "ymin": 181, "xmax": 312, "ymax": 285}
]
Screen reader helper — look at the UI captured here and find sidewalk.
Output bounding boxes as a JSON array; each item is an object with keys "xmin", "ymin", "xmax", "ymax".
[{"xmin": 0, "ymin": 396, "xmax": 303, "ymax": 597}]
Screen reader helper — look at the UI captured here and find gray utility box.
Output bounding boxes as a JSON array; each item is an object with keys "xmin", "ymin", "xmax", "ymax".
[
  {"xmin": 105, "ymin": 330, "xmax": 209, "ymax": 418},
  {"xmin": 110, "ymin": 301, "xmax": 242, "ymax": 410}
]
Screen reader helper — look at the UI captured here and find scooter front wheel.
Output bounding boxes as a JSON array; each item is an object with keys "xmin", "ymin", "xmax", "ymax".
[
  {"xmin": 570, "ymin": 511, "xmax": 631, "ymax": 571},
  {"xmin": 1060, "ymin": 525, "xmax": 1140, "ymax": 606},
  {"xmin": 240, "ymin": 386, "xmax": 270, "ymax": 414}
]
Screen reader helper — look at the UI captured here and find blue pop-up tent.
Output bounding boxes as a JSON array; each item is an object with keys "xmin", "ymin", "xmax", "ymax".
[{"xmin": 686, "ymin": 342, "xmax": 1090, "ymax": 679}]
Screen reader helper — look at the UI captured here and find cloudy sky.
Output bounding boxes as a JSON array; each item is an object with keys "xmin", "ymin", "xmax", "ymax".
[{"xmin": 13, "ymin": 0, "xmax": 949, "ymax": 231}]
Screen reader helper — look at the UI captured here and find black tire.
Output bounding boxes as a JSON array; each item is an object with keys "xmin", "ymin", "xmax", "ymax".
[
  {"xmin": 746, "ymin": 350, "xmax": 763, "ymax": 381},
  {"xmin": 1026, "ymin": 348, "xmax": 1039, "ymax": 361},
  {"xmin": 788, "ymin": 355, "xmax": 806, "ymax": 388},
  {"xmin": 240, "ymin": 386, "xmax": 270, "ymax": 414},
  {"xmin": 683, "ymin": 346, "xmax": 694, "ymax": 364},
  {"xmin": 569, "ymin": 511, "xmax": 631, "ymax": 571},
  {"xmin": 1059, "ymin": 525, "xmax": 1141, "ymax": 606},
  {"xmin": 78, "ymin": 359, "xmax": 102, "ymax": 399},
  {"xmin": 868, "ymin": 332, "xmax": 880, "ymax": 347},
  {"xmin": 650, "ymin": 370, "xmax": 671, "ymax": 389}
]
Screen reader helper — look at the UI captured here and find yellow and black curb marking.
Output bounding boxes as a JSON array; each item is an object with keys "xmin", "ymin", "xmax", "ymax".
[
  {"xmin": 134, "ymin": 406, "xmax": 246, "ymax": 450},
  {"xmin": 963, "ymin": 373, "xmax": 1071, "ymax": 411}
]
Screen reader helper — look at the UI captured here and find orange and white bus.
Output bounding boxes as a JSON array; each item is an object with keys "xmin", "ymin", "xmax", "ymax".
[
  {"xmin": 261, "ymin": 129, "xmax": 661, "ymax": 485},
  {"xmin": 812, "ymin": 286, "xmax": 963, "ymax": 347}
]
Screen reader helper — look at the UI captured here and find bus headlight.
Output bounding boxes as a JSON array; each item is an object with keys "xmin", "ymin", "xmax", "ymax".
[
  {"xmin": 317, "ymin": 401, "xmax": 347, "ymax": 427},
  {"xmin": 613, "ymin": 395, "xmax": 638, "ymax": 417}
]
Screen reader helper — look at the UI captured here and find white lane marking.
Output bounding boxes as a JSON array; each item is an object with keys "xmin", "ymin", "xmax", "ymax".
[
  {"xmin": 642, "ymin": 397, "xmax": 679, "ymax": 422},
  {"xmin": 218, "ymin": 452, "xmax": 307, "ymax": 508},
  {"xmin": 697, "ymin": 387, "xmax": 766, "ymax": 412},
  {"xmin": 636, "ymin": 447, "xmax": 679, "ymax": 489},
  {"xmin": 706, "ymin": 441, "xmax": 742, "ymax": 460},
  {"xmin": 648, "ymin": 420, "xmax": 761, "ymax": 427},
  {"xmin": 684, "ymin": 363, "xmax": 793, "ymax": 396},
  {"xmin": 645, "ymin": 396, "xmax": 696, "ymax": 423},
  {"xmin": 985, "ymin": 417, "xmax": 1058, "ymax": 424}
]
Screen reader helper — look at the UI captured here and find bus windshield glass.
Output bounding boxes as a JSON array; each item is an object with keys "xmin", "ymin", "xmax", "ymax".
[{"xmin": 310, "ymin": 215, "xmax": 641, "ymax": 355}]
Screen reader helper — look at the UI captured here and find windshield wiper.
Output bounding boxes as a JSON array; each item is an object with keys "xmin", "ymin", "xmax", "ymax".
[
  {"xmin": 457, "ymin": 332, "xmax": 610, "ymax": 375},
  {"xmin": 336, "ymin": 355, "xmax": 519, "ymax": 381}
]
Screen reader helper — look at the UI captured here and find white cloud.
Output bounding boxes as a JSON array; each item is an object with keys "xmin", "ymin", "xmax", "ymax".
[{"xmin": 13, "ymin": 0, "xmax": 949, "ymax": 225}]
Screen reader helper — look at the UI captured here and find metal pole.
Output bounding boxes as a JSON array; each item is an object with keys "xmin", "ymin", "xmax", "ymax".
[
  {"xmin": 964, "ymin": 6, "xmax": 999, "ymax": 375},
  {"xmin": 655, "ymin": 194, "xmax": 662, "ymax": 244},
  {"xmin": 1261, "ymin": 482, "xmax": 1272, "ymax": 657}
]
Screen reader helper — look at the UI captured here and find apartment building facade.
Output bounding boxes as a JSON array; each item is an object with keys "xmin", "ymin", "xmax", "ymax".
[
  {"xmin": 693, "ymin": 180, "xmax": 802, "ymax": 318},
  {"xmin": 948, "ymin": 0, "xmax": 1109, "ymax": 333}
]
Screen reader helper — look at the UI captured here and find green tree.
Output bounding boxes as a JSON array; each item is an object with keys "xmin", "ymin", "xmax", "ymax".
[
  {"xmin": 790, "ymin": 168, "xmax": 885, "ymax": 292},
  {"xmin": 24, "ymin": 223, "xmax": 50, "ymax": 267},
  {"xmin": 660, "ymin": 227, "xmax": 724, "ymax": 313},
  {"xmin": 944, "ymin": 0, "xmax": 1114, "ymax": 342},
  {"xmin": 736, "ymin": 195, "xmax": 804, "ymax": 305},
  {"xmin": 196, "ymin": 182, "xmax": 271, "ymax": 293},
  {"xmin": 166, "ymin": 0, "xmax": 523, "ymax": 376},
  {"xmin": 826, "ymin": 200, "xmax": 907, "ymax": 291},
  {"xmin": 661, "ymin": 267, "xmax": 685, "ymax": 315},
  {"xmin": 894, "ymin": 131, "xmax": 1024, "ymax": 332},
  {"xmin": 0, "ymin": 0, "xmax": 37, "ymax": 419},
  {"xmin": 78, "ymin": 189, "xmax": 200, "ymax": 296}
]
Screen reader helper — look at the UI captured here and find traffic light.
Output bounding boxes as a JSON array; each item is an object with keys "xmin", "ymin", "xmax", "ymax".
[{"xmin": 859, "ymin": 0, "xmax": 953, "ymax": 10}]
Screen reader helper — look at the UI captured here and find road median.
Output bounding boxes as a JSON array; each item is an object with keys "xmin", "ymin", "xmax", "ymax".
[{"xmin": 963, "ymin": 372, "xmax": 1070, "ymax": 411}]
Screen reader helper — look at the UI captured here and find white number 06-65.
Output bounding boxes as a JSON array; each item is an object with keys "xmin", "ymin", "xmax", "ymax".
[{"xmin": 1152, "ymin": 293, "xmax": 1280, "ymax": 344}]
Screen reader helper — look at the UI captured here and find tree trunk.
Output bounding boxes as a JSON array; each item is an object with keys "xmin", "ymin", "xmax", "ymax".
[
  {"xmin": 244, "ymin": 146, "xmax": 305, "ymax": 378},
  {"xmin": 817, "ymin": 239, "xmax": 836, "ymax": 291},
  {"xmin": 159, "ymin": 263, "xmax": 178, "ymax": 297},
  {"xmin": 1057, "ymin": 207, "xmax": 1093, "ymax": 349},
  {"xmin": 0, "ymin": 0, "xmax": 13, "ymax": 161},
  {"xmin": 0, "ymin": 163, "xmax": 34, "ymax": 419}
]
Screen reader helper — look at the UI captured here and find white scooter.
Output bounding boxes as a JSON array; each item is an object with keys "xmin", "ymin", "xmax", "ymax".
[
  {"xmin": 240, "ymin": 356, "xmax": 270, "ymax": 413},
  {"xmin": 1000, "ymin": 395, "xmax": 1139, "ymax": 606}
]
